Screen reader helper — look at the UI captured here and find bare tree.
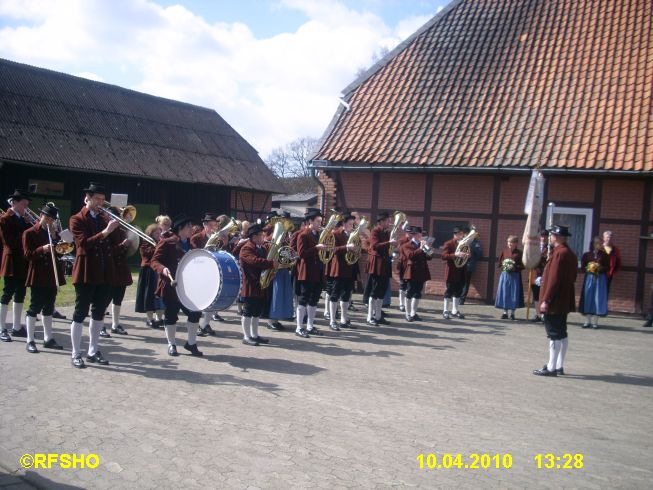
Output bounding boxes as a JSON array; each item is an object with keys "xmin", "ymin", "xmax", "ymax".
[{"xmin": 265, "ymin": 136, "xmax": 319, "ymax": 179}]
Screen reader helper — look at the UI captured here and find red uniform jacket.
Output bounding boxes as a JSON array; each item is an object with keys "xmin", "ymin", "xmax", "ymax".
[
  {"xmin": 498, "ymin": 247, "xmax": 525, "ymax": 273},
  {"xmin": 366, "ymin": 225, "xmax": 392, "ymax": 277},
  {"xmin": 581, "ymin": 249, "xmax": 610, "ymax": 272},
  {"xmin": 396, "ymin": 235, "xmax": 410, "ymax": 277},
  {"xmin": 69, "ymin": 207, "xmax": 116, "ymax": 285},
  {"xmin": 539, "ymin": 243, "xmax": 578, "ymax": 315},
  {"xmin": 327, "ymin": 228, "xmax": 353, "ymax": 279},
  {"xmin": 22, "ymin": 222, "xmax": 65, "ymax": 288},
  {"xmin": 190, "ymin": 230, "xmax": 209, "ymax": 250},
  {"xmin": 602, "ymin": 245, "xmax": 621, "ymax": 279},
  {"xmin": 401, "ymin": 239, "xmax": 432, "ymax": 282},
  {"xmin": 296, "ymin": 228, "xmax": 323, "ymax": 282},
  {"xmin": 139, "ymin": 240, "xmax": 155, "ymax": 268},
  {"xmin": 441, "ymin": 238, "xmax": 465, "ymax": 283},
  {"xmin": 150, "ymin": 235, "xmax": 188, "ymax": 302},
  {"xmin": 111, "ymin": 228, "xmax": 133, "ymax": 287},
  {"xmin": 0, "ymin": 209, "xmax": 30, "ymax": 278},
  {"xmin": 239, "ymin": 240, "xmax": 274, "ymax": 298},
  {"xmin": 232, "ymin": 238, "xmax": 249, "ymax": 259}
]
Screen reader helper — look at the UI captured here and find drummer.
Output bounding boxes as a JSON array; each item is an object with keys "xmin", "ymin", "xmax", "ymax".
[
  {"xmin": 191, "ymin": 212, "xmax": 219, "ymax": 336},
  {"xmin": 150, "ymin": 214, "xmax": 203, "ymax": 357}
]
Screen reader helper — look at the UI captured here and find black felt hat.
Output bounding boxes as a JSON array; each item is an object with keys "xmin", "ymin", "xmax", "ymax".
[
  {"xmin": 201, "ymin": 213, "xmax": 218, "ymax": 223},
  {"xmin": 172, "ymin": 213, "xmax": 194, "ymax": 232},
  {"xmin": 82, "ymin": 182, "xmax": 107, "ymax": 195},
  {"xmin": 247, "ymin": 223, "xmax": 264, "ymax": 238},
  {"xmin": 376, "ymin": 211, "xmax": 390, "ymax": 221},
  {"xmin": 406, "ymin": 225, "xmax": 422, "ymax": 234},
  {"xmin": 7, "ymin": 189, "xmax": 31, "ymax": 202},
  {"xmin": 548, "ymin": 225, "xmax": 572, "ymax": 237},
  {"xmin": 40, "ymin": 202, "xmax": 59, "ymax": 219},
  {"xmin": 304, "ymin": 209, "xmax": 323, "ymax": 220}
]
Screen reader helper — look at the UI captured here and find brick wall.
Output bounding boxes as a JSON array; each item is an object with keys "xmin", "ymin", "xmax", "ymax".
[
  {"xmin": 379, "ymin": 173, "xmax": 425, "ymax": 211},
  {"xmin": 340, "ymin": 172, "xmax": 373, "ymax": 209},
  {"xmin": 230, "ymin": 190, "xmax": 271, "ymax": 221}
]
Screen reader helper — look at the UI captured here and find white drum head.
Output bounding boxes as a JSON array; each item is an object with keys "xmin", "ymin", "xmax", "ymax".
[{"xmin": 177, "ymin": 250, "xmax": 223, "ymax": 311}]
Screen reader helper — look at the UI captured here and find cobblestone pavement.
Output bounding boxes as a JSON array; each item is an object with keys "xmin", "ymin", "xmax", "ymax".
[{"xmin": 1, "ymin": 295, "xmax": 652, "ymax": 489}]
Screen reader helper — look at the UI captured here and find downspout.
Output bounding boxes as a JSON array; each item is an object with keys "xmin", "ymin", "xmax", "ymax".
[{"xmin": 311, "ymin": 167, "xmax": 326, "ymax": 213}]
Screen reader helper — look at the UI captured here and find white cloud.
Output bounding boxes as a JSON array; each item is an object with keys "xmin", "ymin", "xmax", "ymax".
[
  {"xmin": 75, "ymin": 71, "xmax": 104, "ymax": 82},
  {"xmin": 0, "ymin": 0, "xmax": 439, "ymax": 156}
]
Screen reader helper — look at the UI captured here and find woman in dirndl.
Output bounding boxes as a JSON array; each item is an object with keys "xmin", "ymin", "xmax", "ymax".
[
  {"xmin": 495, "ymin": 235, "xmax": 525, "ymax": 320},
  {"xmin": 579, "ymin": 236, "xmax": 609, "ymax": 329},
  {"xmin": 135, "ymin": 224, "xmax": 163, "ymax": 328}
]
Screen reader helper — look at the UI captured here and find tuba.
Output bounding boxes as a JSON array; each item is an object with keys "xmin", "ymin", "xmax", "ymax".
[
  {"xmin": 318, "ymin": 209, "xmax": 344, "ymax": 264},
  {"xmin": 388, "ymin": 211, "xmax": 407, "ymax": 256},
  {"xmin": 454, "ymin": 227, "xmax": 477, "ymax": 268},
  {"xmin": 260, "ymin": 217, "xmax": 297, "ymax": 289},
  {"xmin": 344, "ymin": 216, "xmax": 368, "ymax": 265},
  {"xmin": 205, "ymin": 218, "xmax": 240, "ymax": 251}
]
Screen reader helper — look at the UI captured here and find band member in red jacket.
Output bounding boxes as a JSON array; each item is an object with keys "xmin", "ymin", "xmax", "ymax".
[
  {"xmin": 238, "ymin": 224, "xmax": 276, "ymax": 345},
  {"xmin": 151, "ymin": 214, "xmax": 203, "ymax": 357},
  {"xmin": 69, "ymin": 182, "xmax": 119, "ymax": 369},
  {"xmin": 0, "ymin": 189, "xmax": 32, "ymax": 342},
  {"xmin": 401, "ymin": 226, "xmax": 433, "ymax": 321},
  {"xmin": 366, "ymin": 212, "xmax": 395, "ymax": 326},
  {"xmin": 295, "ymin": 209, "xmax": 328, "ymax": 338},
  {"xmin": 191, "ymin": 213, "xmax": 219, "ymax": 336},
  {"xmin": 22, "ymin": 202, "xmax": 65, "ymax": 353},
  {"xmin": 533, "ymin": 225, "xmax": 578, "ymax": 377},
  {"xmin": 441, "ymin": 227, "xmax": 468, "ymax": 320},
  {"xmin": 327, "ymin": 214, "xmax": 356, "ymax": 330},
  {"xmin": 135, "ymin": 224, "xmax": 162, "ymax": 328},
  {"xmin": 397, "ymin": 234, "xmax": 411, "ymax": 313},
  {"xmin": 106, "ymin": 208, "xmax": 133, "ymax": 337}
]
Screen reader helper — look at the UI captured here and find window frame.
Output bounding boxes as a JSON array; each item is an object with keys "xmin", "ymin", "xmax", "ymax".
[{"xmin": 546, "ymin": 206, "xmax": 593, "ymax": 265}]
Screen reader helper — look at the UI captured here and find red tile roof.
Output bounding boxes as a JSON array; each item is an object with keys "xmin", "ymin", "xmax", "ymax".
[{"xmin": 313, "ymin": 0, "xmax": 653, "ymax": 173}]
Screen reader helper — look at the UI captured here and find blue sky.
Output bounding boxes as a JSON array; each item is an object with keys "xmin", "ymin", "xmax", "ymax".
[{"xmin": 0, "ymin": 0, "xmax": 448, "ymax": 155}]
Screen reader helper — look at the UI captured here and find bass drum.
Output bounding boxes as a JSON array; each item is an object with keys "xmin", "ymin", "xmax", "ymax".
[{"xmin": 176, "ymin": 249, "xmax": 242, "ymax": 311}]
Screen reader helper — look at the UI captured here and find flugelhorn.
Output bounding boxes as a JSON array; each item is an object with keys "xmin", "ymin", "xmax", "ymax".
[
  {"xmin": 345, "ymin": 216, "xmax": 368, "ymax": 265},
  {"xmin": 420, "ymin": 236, "xmax": 436, "ymax": 257},
  {"xmin": 454, "ymin": 227, "xmax": 477, "ymax": 268},
  {"xmin": 318, "ymin": 209, "xmax": 344, "ymax": 264}
]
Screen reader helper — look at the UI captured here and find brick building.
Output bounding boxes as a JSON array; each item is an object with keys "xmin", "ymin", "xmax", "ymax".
[
  {"xmin": 311, "ymin": 0, "xmax": 653, "ymax": 313},
  {"xmin": 0, "ymin": 58, "xmax": 283, "ymax": 228}
]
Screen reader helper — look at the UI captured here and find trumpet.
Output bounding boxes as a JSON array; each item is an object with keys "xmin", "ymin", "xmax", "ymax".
[
  {"xmin": 318, "ymin": 209, "xmax": 344, "ymax": 264},
  {"xmin": 98, "ymin": 202, "xmax": 156, "ymax": 246},
  {"xmin": 420, "ymin": 237, "xmax": 436, "ymax": 257}
]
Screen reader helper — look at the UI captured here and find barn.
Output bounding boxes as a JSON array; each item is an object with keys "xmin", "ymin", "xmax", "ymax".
[{"xmin": 311, "ymin": 0, "xmax": 653, "ymax": 313}]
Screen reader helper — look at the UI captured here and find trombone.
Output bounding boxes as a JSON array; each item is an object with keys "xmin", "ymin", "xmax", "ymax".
[
  {"xmin": 98, "ymin": 202, "xmax": 156, "ymax": 246},
  {"xmin": 4, "ymin": 198, "xmax": 40, "ymax": 225}
]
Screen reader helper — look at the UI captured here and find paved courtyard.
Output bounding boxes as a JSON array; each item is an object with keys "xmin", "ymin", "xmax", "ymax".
[{"xmin": 1, "ymin": 295, "xmax": 651, "ymax": 489}]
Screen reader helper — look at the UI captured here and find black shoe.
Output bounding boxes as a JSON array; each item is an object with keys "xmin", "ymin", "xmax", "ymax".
[
  {"xmin": 453, "ymin": 312, "xmax": 465, "ymax": 319},
  {"xmin": 533, "ymin": 365, "xmax": 557, "ymax": 377},
  {"xmin": 71, "ymin": 355, "xmax": 86, "ymax": 369},
  {"xmin": 406, "ymin": 315, "xmax": 414, "ymax": 322},
  {"xmin": 307, "ymin": 327, "xmax": 323, "ymax": 336},
  {"xmin": 556, "ymin": 368, "xmax": 565, "ymax": 375},
  {"xmin": 509, "ymin": 314, "xmax": 516, "ymax": 321},
  {"xmin": 0, "ymin": 329, "xmax": 12, "ymax": 342},
  {"xmin": 99, "ymin": 328, "xmax": 111, "ymax": 338},
  {"xmin": 196, "ymin": 326, "xmax": 208, "ymax": 337},
  {"xmin": 399, "ymin": 305, "xmax": 405, "ymax": 312},
  {"xmin": 531, "ymin": 316, "xmax": 542, "ymax": 323},
  {"xmin": 591, "ymin": 324, "xmax": 599, "ymax": 329},
  {"xmin": 111, "ymin": 325, "xmax": 128, "ymax": 335},
  {"xmin": 324, "ymin": 312, "xmax": 330, "ymax": 320},
  {"xmin": 443, "ymin": 311, "xmax": 451, "ymax": 320},
  {"xmin": 367, "ymin": 319, "xmax": 379, "ymax": 326},
  {"xmin": 184, "ymin": 342, "xmax": 203, "ymax": 356},
  {"xmin": 295, "ymin": 329, "xmax": 310, "ymax": 338},
  {"xmin": 581, "ymin": 323, "xmax": 590, "ymax": 328},
  {"xmin": 413, "ymin": 313, "xmax": 422, "ymax": 321},
  {"xmin": 348, "ymin": 303, "xmax": 356, "ymax": 311},
  {"xmin": 26, "ymin": 341, "xmax": 39, "ymax": 353},
  {"xmin": 200, "ymin": 324, "xmax": 215, "ymax": 336},
  {"xmin": 329, "ymin": 322, "xmax": 341, "ymax": 331},
  {"xmin": 168, "ymin": 345, "xmax": 178, "ymax": 356},
  {"xmin": 10, "ymin": 326, "xmax": 27, "ymax": 337},
  {"xmin": 52, "ymin": 311, "xmax": 67, "ymax": 319},
  {"xmin": 211, "ymin": 313, "xmax": 224, "ymax": 322},
  {"xmin": 377, "ymin": 317, "xmax": 389, "ymax": 325},
  {"xmin": 643, "ymin": 321, "xmax": 653, "ymax": 328},
  {"xmin": 459, "ymin": 299, "xmax": 466, "ymax": 305},
  {"xmin": 86, "ymin": 351, "xmax": 109, "ymax": 365},
  {"xmin": 150, "ymin": 320, "xmax": 162, "ymax": 329},
  {"xmin": 273, "ymin": 321, "xmax": 285, "ymax": 330},
  {"xmin": 43, "ymin": 338, "xmax": 63, "ymax": 350},
  {"xmin": 267, "ymin": 322, "xmax": 281, "ymax": 331},
  {"xmin": 252, "ymin": 336, "xmax": 269, "ymax": 344},
  {"xmin": 242, "ymin": 337, "xmax": 259, "ymax": 345},
  {"xmin": 501, "ymin": 313, "xmax": 509, "ymax": 320},
  {"xmin": 146, "ymin": 320, "xmax": 154, "ymax": 327}
]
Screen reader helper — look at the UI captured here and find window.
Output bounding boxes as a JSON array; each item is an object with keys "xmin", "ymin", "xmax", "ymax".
[
  {"xmin": 28, "ymin": 179, "xmax": 64, "ymax": 197},
  {"xmin": 431, "ymin": 219, "xmax": 469, "ymax": 248},
  {"xmin": 546, "ymin": 206, "xmax": 593, "ymax": 264}
]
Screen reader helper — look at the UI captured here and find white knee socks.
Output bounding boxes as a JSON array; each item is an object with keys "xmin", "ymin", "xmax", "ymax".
[
  {"xmin": 70, "ymin": 321, "xmax": 83, "ymax": 357},
  {"xmin": 443, "ymin": 298, "xmax": 450, "ymax": 313},
  {"xmin": 339, "ymin": 301, "xmax": 349, "ymax": 324},
  {"xmin": 410, "ymin": 298, "xmax": 419, "ymax": 318},
  {"xmin": 0, "ymin": 303, "xmax": 7, "ymax": 329},
  {"xmin": 199, "ymin": 312, "xmax": 210, "ymax": 328},
  {"xmin": 452, "ymin": 298, "xmax": 460, "ymax": 315},
  {"xmin": 367, "ymin": 298, "xmax": 375, "ymax": 322},
  {"xmin": 328, "ymin": 301, "xmax": 338, "ymax": 324},
  {"xmin": 307, "ymin": 305, "xmax": 317, "ymax": 330},
  {"xmin": 13, "ymin": 302, "xmax": 23, "ymax": 329},
  {"xmin": 42, "ymin": 315, "xmax": 53, "ymax": 342},
  {"xmin": 556, "ymin": 338, "xmax": 568, "ymax": 370},
  {"xmin": 250, "ymin": 317, "xmax": 259, "ymax": 339},
  {"xmin": 88, "ymin": 319, "xmax": 102, "ymax": 356},
  {"xmin": 374, "ymin": 299, "xmax": 382, "ymax": 321},
  {"xmin": 186, "ymin": 322, "xmax": 197, "ymax": 345},
  {"xmin": 399, "ymin": 289, "xmax": 406, "ymax": 308},
  {"xmin": 241, "ymin": 316, "xmax": 252, "ymax": 339},
  {"xmin": 547, "ymin": 340, "xmax": 562, "ymax": 372},
  {"xmin": 111, "ymin": 304, "xmax": 121, "ymax": 328},
  {"xmin": 323, "ymin": 292, "xmax": 329, "ymax": 316},
  {"xmin": 164, "ymin": 324, "xmax": 177, "ymax": 346},
  {"xmin": 26, "ymin": 315, "xmax": 36, "ymax": 343},
  {"xmin": 296, "ymin": 305, "xmax": 306, "ymax": 332}
]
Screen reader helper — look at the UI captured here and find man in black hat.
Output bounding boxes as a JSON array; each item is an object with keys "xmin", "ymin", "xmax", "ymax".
[
  {"xmin": 400, "ymin": 226, "xmax": 433, "ymax": 321},
  {"xmin": 533, "ymin": 225, "xmax": 577, "ymax": 377},
  {"xmin": 151, "ymin": 214, "xmax": 203, "ymax": 357},
  {"xmin": 326, "ymin": 214, "xmax": 357, "ymax": 330},
  {"xmin": 68, "ymin": 182, "xmax": 119, "ymax": 368},
  {"xmin": 191, "ymin": 212, "xmax": 219, "ymax": 336},
  {"xmin": 238, "ymin": 223, "xmax": 277, "ymax": 345},
  {"xmin": 294, "ymin": 209, "xmax": 328, "ymax": 337},
  {"xmin": 0, "ymin": 189, "xmax": 33, "ymax": 342},
  {"xmin": 365, "ymin": 212, "xmax": 396, "ymax": 326},
  {"xmin": 441, "ymin": 226, "xmax": 468, "ymax": 320},
  {"xmin": 22, "ymin": 202, "xmax": 66, "ymax": 353}
]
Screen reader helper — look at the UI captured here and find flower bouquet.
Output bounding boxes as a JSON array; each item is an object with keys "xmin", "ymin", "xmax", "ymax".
[
  {"xmin": 586, "ymin": 261, "xmax": 600, "ymax": 275},
  {"xmin": 501, "ymin": 258, "xmax": 515, "ymax": 272}
]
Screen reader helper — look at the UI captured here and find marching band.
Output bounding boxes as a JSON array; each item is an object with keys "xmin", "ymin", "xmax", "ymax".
[{"xmin": 1, "ymin": 181, "xmax": 583, "ymax": 377}]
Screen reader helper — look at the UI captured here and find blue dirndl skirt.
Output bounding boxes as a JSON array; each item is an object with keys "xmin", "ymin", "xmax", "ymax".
[
  {"xmin": 579, "ymin": 272, "xmax": 608, "ymax": 316},
  {"xmin": 495, "ymin": 271, "xmax": 524, "ymax": 310},
  {"xmin": 269, "ymin": 268, "xmax": 294, "ymax": 320}
]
